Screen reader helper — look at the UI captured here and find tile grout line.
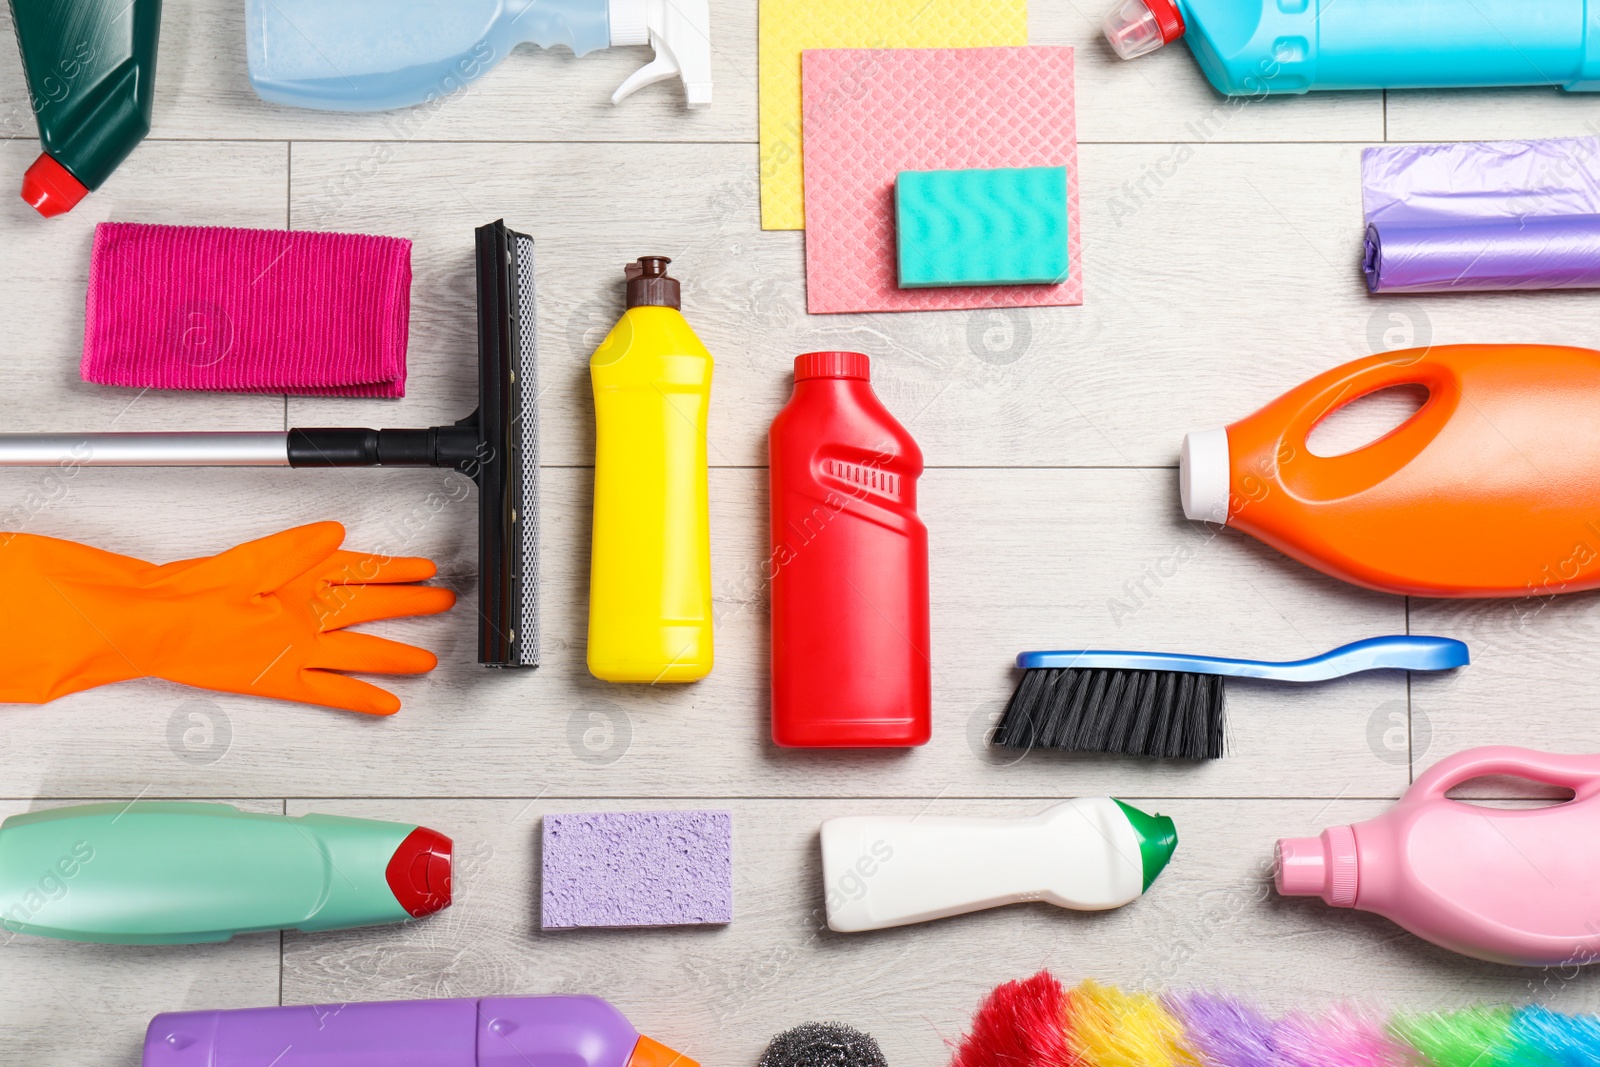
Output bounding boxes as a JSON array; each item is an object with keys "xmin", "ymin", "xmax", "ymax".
[
  {"xmin": 278, "ymin": 799, "xmax": 286, "ymax": 1006},
  {"xmin": 550, "ymin": 464, "xmax": 1187, "ymax": 471},
  {"xmin": 1, "ymin": 793, "xmax": 1469, "ymax": 802},
  {"xmin": 284, "ymin": 140, "xmax": 292, "ymax": 434},
  {"xmin": 138, "ymin": 136, "xmax": 1447, "ymax": 148},
  {"xmin": 1405, "ymin": 594, "xmax": 1413, "ymax": 783}
]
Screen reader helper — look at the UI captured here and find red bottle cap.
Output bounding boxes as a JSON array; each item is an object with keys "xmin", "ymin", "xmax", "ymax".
[
  {"xmin": 795, "ymin": 351, "xmax": 870, "ymax": 381},
  {"xmin": 1145, "ymin": 0, "xmax": 1186, "ymax": 42},
  {"xmin": 21, "ymin": 153, "xmax": 89, "ymax": 217},
  {"xmin": 385, "ymin": 825, "xmax": 454, "ymax": 917}
]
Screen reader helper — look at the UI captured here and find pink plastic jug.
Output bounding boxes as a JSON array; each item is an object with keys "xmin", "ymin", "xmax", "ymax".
[{"xmin": 1276, "ymin": 746, "xmax": 1600, "ymax": 967}]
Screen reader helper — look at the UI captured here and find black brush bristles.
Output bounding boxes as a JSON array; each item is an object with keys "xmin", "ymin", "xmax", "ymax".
[{"xmin": 992, "ymin": 667, "xmax": 1226, "ymax": 759}]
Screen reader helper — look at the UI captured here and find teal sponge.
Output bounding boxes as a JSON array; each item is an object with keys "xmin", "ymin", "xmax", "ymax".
[{"xmin": 895, "ymin": 166, "xmax": 1070, "ymax": 288}]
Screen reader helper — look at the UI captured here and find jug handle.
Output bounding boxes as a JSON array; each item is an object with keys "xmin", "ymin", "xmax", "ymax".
[
  {"xmin": 1266, "ymin": 348, "xmax": 1460, "ymax": 502},
  {"xmin": 1408, "ymin": 746, "xmax": 1600, "ymax": 804}
]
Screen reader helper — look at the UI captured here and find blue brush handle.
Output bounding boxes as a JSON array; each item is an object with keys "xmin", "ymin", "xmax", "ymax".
[{"xmin": 1015, "ymin": 635, "xmax": 1468, "ymax": 682}]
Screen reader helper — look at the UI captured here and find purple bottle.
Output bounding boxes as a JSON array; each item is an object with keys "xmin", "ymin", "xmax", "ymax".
[{"xmin": 143, "ymin": 995, "xmax": 695, "ymax": 1067}]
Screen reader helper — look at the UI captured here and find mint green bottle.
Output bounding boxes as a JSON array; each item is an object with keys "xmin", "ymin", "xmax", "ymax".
[{"xmin": 0, "ymin": 802, "xmax": 451, "ymax": 944}]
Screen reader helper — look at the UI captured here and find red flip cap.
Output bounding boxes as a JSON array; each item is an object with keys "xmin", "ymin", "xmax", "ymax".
[
  {"xmin": 1146, "ymin": 0, "xmax": 1186, "ymax": 42},
  {"xmin": 385, "ymin": 826, "xmax": 453, "ymax": 917},
  {"xmin": 21, "ymin": 153, "xmax": 89, "ymax": 217}
]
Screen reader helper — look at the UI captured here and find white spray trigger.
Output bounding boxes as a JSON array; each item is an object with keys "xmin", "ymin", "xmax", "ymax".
[{"xmin": 608, "ymin": 0, "xmax": 712, "ymax": 107}]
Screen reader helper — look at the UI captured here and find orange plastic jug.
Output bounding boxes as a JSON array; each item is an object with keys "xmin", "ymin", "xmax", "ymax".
[{"xmin": 1179, "ymin": 343, "xmax": 1600, "ymax": 597}]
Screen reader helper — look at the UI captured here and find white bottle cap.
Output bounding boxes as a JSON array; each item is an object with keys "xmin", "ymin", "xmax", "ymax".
[
  {"xmin": 608, "ymin": 0, "xmax": 649, "ymax": 46},
  {"xmin": 1180, "ymin": 427, "xmax": 1230, "ymax": 523}
]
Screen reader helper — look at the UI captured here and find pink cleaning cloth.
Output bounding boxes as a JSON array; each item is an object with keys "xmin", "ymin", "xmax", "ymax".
[
  {"xmin": 801, "ymin": 46, "xmax": 1082, "ymax": 314},
  {"xmin": 82, "ymin": 222, "xmax": 412, "ymax": 397}
]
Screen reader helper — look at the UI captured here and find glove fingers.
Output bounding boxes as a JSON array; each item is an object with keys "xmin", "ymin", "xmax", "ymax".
[
  {"xmin": 311, "ymin": 630, "xmax": 439, "ymax": 675},
  {"xmin": 246, "ymin": 522, "xmax": 348, "ymax": 590},
  {"xmin": 324, "ymin": 549, "xmax": 439, "ymax": 585},
  {"xmin": 150, "ymin": 522, "xmax": 346, "ymax": 591},
  {"xmin": 318, "ymin": 583, "xmax": 456, "ymax": 630},
  {"xmin": 294, "ymin": 669, "xmax": 403, "ymax": 716}
]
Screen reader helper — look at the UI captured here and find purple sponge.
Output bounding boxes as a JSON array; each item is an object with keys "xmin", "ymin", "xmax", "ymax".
[{"xmin": 541, "ymin": 809, "xmax": 733, "ymax": 929}]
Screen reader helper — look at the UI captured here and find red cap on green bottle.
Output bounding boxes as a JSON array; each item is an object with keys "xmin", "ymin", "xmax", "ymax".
[{"xmin": 21, "ymin": 154, "xmax": 90, "ymax": 218}]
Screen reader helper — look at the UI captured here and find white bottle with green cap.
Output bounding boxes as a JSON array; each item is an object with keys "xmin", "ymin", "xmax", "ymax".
[{"xmin": 819, "ymin": 798, "xmax": 1177, "ymax": 932}]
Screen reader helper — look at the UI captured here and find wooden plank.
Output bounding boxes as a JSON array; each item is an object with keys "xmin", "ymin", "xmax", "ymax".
[
  {"xmin": 282, "ymin": 796, "xmax": 1600, "ymax": 1067},
  {"xmin": 1410, "ymin": 594, "xmax": 1600, "ymax": 789},
  {"xmin": 9, "ymin": 3, "xmax": 1600, "ymax": 1061},
  {"xmin": 285, "ymin": 139, "xmax": 1600, "ymax": 469},
  {"xmin": 0, "ymin": 140, "xmax": 288, "ymax": 433},
  {"xmin": 1385, "ymin": 88, "xmax": 1600, "ymax": 145},
  {"xmin": 0, "ymin": 0, "xmax": 756, "ymax": 145},
  {"xmin": 1044, "ymin": 14, "xmax": 1381, "ymax": 145},
  {"xmin": 0, "ymin": 1, "xmax": 1378, "ymax": 146},
  {"xmin": 0, "ymin": 465, "xmax": 1408, "ymax": 800}
]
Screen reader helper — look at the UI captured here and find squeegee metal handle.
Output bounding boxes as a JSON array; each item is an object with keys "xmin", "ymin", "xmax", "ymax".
[
  {"xmin": 0, "ymin": 432, "xmax": 291, "ymax": 466},
  {"xmin": 0, "ymin": 427, "xmax": 483, "ymax": 470},
  {"xmin": 1015, "ymin": 635, "xmax": 1470, "ymax": 681}
]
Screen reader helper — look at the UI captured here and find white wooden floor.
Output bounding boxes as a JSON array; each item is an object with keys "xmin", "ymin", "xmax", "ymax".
[{"xmin": 5, "ymin": 3, "xmax": 1600, "ymax": 1065}]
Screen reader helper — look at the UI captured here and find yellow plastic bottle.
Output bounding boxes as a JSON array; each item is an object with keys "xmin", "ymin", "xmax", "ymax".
[{"xmin": 587, "ymin": 257, "xmax": 714, "ymax": 682}]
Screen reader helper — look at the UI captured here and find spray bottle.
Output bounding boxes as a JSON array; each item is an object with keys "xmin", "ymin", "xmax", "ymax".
[
  {"xmin": 587, "ymin": 257, "xmax": 714, "ymax": 683},
  {"xmin": 144, "ymin": 994, "xmax": 696, "ymax": 1067},
  {"xmin": 10, "ymin": 0, "xmax": 162, "ymax": 217},
  {"xmin": 246, "ymin": 0, "xmax": 712, "ymax": 111},
  {"xmin": 1102, "ymin": 0, "xmax": 1600, "ymax": 96}
]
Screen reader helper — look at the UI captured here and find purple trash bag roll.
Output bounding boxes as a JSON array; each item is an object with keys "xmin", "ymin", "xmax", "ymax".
[{"xmin": 1362, "ymin": 137, "xmax": 1600, "ymax": 293}]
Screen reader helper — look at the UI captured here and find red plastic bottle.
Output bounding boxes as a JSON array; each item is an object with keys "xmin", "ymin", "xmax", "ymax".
[{"xmin": 768, "ymin": 351, "xmax": 931, "ymax": 747}]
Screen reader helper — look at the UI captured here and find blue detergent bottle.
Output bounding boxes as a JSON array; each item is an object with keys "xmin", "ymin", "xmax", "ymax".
[
  {"xmin": 246, "ymin": 0, "xmax": 711, "ymax": 111},
  {"xmin": 1102, "ymin": 0, "xmax": 1600, "ymax": 95}
]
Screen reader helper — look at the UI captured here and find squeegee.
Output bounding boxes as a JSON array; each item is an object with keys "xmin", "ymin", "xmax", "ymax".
[{"xmin": 0, "ymin": 220, "xmax": 539, "ymax": 668}]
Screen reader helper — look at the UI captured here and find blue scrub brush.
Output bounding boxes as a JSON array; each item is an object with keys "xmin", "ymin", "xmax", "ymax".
[{"xmin": 991, "ymin": 635, "xmax": 1468, "ymax": 761}]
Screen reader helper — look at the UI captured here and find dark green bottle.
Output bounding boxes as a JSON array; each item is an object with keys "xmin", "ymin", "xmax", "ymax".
[{"xmin": 9, "ymin": 0, "xmax": 161, "ymax": 216}]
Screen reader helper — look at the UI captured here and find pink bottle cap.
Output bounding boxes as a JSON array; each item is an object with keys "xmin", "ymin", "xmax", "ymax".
[{"xmin": 1275, "ymin": 826, "xmax": 1358, "ymax": 907}]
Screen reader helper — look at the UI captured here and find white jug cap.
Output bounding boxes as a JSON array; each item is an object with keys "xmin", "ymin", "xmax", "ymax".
[{"xmin": 1180, "ymin": 427, "xmax": 1230, "ymax": 523}]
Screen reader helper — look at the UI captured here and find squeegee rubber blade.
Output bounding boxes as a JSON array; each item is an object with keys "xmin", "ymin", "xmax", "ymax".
[
  {"xmin": 472, "ymin": 220, "xmax": 529, "ymax": 668},
  {"xmin": 512, "ymin": 231, "xmax": 540, "ymax": 666}
]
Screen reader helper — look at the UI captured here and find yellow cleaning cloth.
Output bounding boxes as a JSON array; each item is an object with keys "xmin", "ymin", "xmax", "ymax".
[{"xmin": 758, "ymin": 0, "xmax": 1028, "ymax": 230}]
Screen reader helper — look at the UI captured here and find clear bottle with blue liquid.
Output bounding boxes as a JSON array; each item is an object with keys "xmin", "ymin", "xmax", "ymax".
[{"xmin": 246, "ymin": 0, "xmax": 711, "ymax": 111}]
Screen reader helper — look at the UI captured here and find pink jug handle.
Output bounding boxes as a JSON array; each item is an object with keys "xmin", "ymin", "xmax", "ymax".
[{"xmin": 1409, "ymin": 746, "xmax": 1600, "ymax": 804}]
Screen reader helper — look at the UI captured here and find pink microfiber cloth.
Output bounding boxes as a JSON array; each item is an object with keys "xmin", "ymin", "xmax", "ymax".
[
  {"xmin": 801, "ymin": 46, "xmax": 1082, "ymax": 314},
  {"xmin": 541, "ymin": 809, "xmax": 733, "ymax": 928},
  {"xmin": 82, "ymin": 222, "xmax": 412, "ymax": 397}
]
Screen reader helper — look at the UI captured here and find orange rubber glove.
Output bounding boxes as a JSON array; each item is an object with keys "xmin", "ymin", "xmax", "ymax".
[{"xmin": 0, "ymin": 521, "xmax": 455, "ymax": 714}]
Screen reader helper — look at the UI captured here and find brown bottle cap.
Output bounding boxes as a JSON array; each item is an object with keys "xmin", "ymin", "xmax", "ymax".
[{"xmin": 625, "ymin": 256, "xmax": 681, "ymax": 309}]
